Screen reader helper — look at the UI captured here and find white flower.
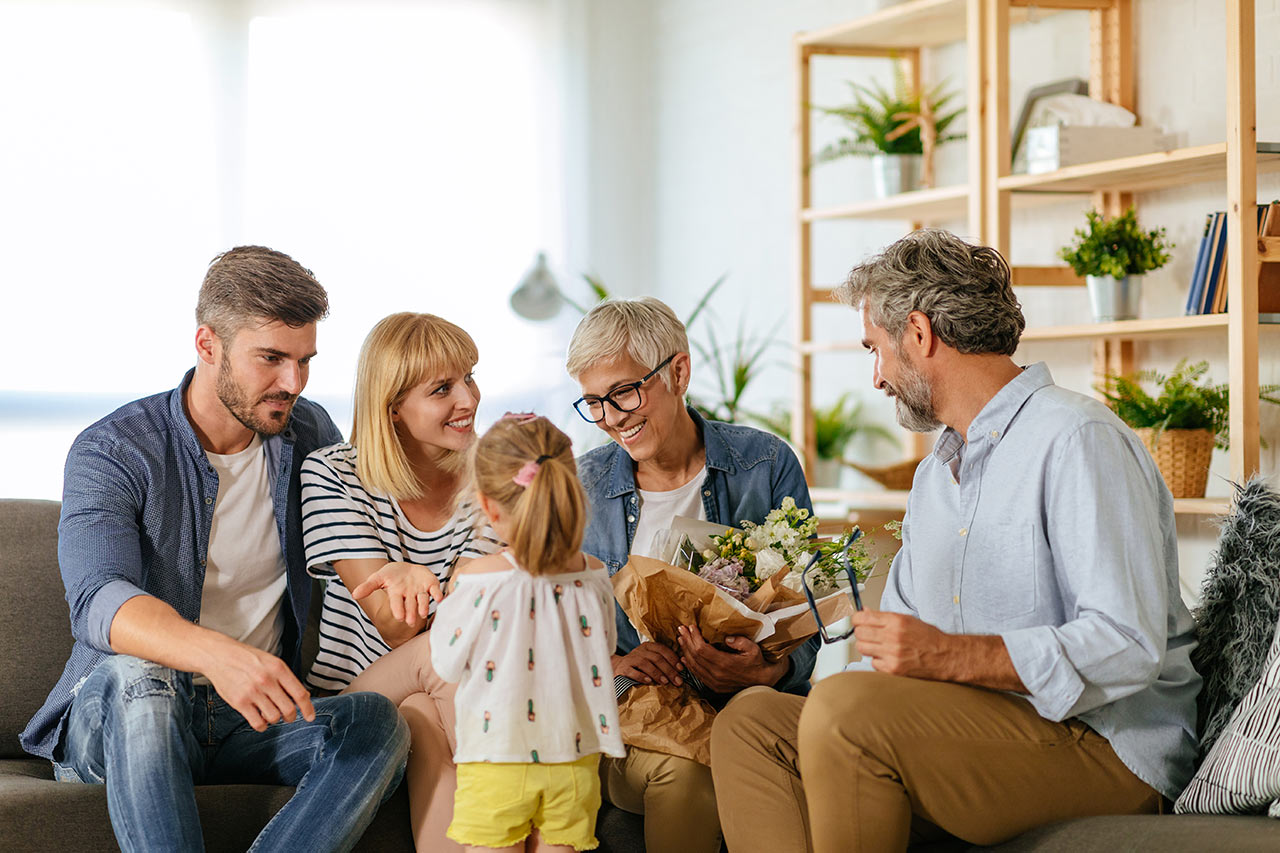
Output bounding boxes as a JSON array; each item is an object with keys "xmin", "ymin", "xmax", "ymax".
[
  {"xmin": 754, "ymin": 547, "xmax": 788, "ymax": 580},
  {"xmin": 702, "ymin": 549, "xmax": 716, "ymax": 560}
]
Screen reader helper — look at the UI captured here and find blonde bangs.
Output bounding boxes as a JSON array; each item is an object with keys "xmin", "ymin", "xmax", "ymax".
[{"xmin": 351, "ymin": 312, "xmax": 479, "ymax": 500}]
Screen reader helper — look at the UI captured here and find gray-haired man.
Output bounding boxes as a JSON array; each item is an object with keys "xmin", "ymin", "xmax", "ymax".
[{"xmin": 710, "ymin": 229, "xmax": 1200, "ymax": 852}]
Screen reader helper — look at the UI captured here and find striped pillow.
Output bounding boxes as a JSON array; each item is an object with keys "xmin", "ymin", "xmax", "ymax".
[{"xmin": 1176, "ymin": 611, "xmax": 1280, "ymax": 817}]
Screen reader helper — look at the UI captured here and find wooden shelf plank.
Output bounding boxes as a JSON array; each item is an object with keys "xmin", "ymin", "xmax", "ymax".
[
  {"xmin": 1019, "ymin": 314, "xmax": 1229, "ymax": 342},
  {"xmin": 811, "ymin": 489, "xmax": 910, "ymax": 510},
  {"xmin": 1013, "ymin": 266, "xmax": 1084, "ymax": 287},
  {"xmin": 799, "ymin": 0, "xmax": 1054, "ymax": 50},
  {"xmin": 999, "ymin": 143, "xmax": 1280, "ymax": 195},
  {"xmin": 803, "ymin": 185, "xmax": 969, "ymax": 224},
  {"xmin": 812, "ymin": 490, "xmax": 1224, "ymax": 517}
]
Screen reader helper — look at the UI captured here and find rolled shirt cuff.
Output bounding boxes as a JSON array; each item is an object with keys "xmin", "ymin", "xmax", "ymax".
[
  {"xmin": 86, "ymin": 579, "xmax": 150, "ymax": 653},
  {"xmin": 1000, "ymin": 625, "xmax": 1086, "ymax": 722}
]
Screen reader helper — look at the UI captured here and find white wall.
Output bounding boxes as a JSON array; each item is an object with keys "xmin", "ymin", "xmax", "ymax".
[{"xmin": 579, "ymin": 0, "xmax": 1280, "ymax": 632}]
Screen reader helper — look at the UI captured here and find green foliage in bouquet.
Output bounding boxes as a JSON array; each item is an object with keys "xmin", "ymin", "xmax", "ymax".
[
  {"xmin": 753, "ymin": 394, "xmax": 897, "ymax": 461},
  {"xmin": 1097, "ymin": 359, "xmax": 1280, "ymax": 449},
  {"xmin": 1058, "ymin": 207, "xmax": 1172, "ymax": 278},
  {"xmin": 810, "ymin": 66, "xmax": 964, "ymax": 165},
  {"xmin": 686, "ymin": 498, "xmax": 878, "ymax": 599}
]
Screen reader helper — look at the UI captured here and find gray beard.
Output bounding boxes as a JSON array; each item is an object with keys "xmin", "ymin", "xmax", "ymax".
[{"xmin": 887, "ymin": 360, "xmax": 941, "ymax": 433}]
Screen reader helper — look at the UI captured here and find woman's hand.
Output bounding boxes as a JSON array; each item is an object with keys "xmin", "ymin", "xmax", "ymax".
[
  {"xmin": 350, "ymin": 562, "xmax": 444, "ymax": 628},
  {"xmin": 612, "ymin": 642, "xmax": 684, "ymax": 686}
]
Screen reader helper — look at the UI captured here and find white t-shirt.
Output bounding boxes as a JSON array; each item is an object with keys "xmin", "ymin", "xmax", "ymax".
[
  {"xmin": 300, "ymin": 443, "xmax": 502, "ymax": 691},
  {"xmin": 199, "ymin": 434, "xmax": 287, "ymax": 684},
  {"xmin": 630, "ymin": 467, "xmax": 708, "ymax": 559},
  {"xmin": 431, "ymin": 553, "xmax": 626, "ymax": 765}
]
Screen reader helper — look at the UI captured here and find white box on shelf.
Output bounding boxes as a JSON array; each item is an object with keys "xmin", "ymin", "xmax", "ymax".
[{"xmin": 1023, "ymin": 125, "xmax": 1175, "ymax": 174}]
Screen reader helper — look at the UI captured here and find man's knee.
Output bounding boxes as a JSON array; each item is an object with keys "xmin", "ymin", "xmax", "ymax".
[
  {"xmin": 326, "ymin": 691, "xmax": 410, "ymax": 761},
  {"xmin": 711, "ymin": 685, "xmax": 782, "ymax": 754},
  {"xmin": 85, "ymin": 655, "xmax": 185, "ymax": 711},
  {"xmin": 798, "ymin": 671, "xmax": 921, "ymax": 757}
]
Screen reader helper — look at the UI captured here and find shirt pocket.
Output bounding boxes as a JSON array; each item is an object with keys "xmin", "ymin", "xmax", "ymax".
[{"xmin": 963, "ymin": 523, "xmax": 1039, "ymax": 621}]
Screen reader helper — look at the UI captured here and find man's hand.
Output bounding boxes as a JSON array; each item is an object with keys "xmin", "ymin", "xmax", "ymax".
[
  {"xmin": 676, "ymin": 625, "xmax": 788, "ymax": 693},
  {"xmin": 350, "ymin": 561, "xmax": 444, "ymax": 628},
  {"xmin": 202, "ymin": 636, "xmax": 317, "ymax": 732},
  {"xmin": 613, "ymin": 642, "xmax": 684, "ymax": 686},
  {"xmin": 851, "ymin": 610, "xmax": 1026, "ymax": 692}
]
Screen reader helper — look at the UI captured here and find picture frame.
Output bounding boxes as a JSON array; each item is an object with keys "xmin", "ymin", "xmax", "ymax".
[{"xmin": 1011, "ymin": 78, "xmax": 1090, "ymax": 172}]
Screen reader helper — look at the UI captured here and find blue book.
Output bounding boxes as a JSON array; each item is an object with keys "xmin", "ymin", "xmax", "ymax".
[
  {"xmin": 1200, "ymin": 212, "xmax": 1227, "ymax": 315},
  {"xmin": 1185, "ymin": 213, "xmax": 1213, "ymax": 315}
]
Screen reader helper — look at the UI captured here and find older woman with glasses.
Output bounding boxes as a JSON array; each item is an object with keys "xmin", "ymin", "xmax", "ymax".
[{"xmin": 566, "ymin": 297, "xmax": 819, "ymax": 853}]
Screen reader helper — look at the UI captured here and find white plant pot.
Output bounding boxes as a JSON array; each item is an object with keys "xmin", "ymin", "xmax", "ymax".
[
  {"xmin": 811, "ymin": 457, "xmax": 844, "ymax": 489},
  {"xmin": 1086, "ymin": 274, "xmax": 1141, "ymax": 322},
  {"xmin": 870, "ymin": 154, "xmax": 921, "ymax": 198}
]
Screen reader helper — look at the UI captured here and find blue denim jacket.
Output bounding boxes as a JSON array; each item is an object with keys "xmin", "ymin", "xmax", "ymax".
[
  {"xmin": 578, "ymin": 407, "xmax": 819, "ymax": 695},
  {"xmin": 20, "ymin": 369, "xmax": 342, "ymax": 760}
]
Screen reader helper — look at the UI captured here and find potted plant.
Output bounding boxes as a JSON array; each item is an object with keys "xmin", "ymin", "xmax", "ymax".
[
  {"xmin": 754, "ymin": 395, "xmax": 898, "ymax": 488},
  {"xmin": 811, "ymin": 65, "xmax": 964, "ymax": 197},
  {"xmin": 1059, "ymin": 207, "xmax": 1172, "ymax": 322},
  {"xmin": 1098, "ymin": 360, "xmax": 1280, "ymax": 498}
]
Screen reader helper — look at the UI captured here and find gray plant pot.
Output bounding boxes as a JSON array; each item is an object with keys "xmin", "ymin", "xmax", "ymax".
[
  {"xmin": 1086, "ymin": 274, "xmax": 1141, "ymax": 322},
  {"xmin": 811, "ymin": 457, "xmax": 844, "ymax": 489},
  {"xmin": 871, "ymin": 154, "xmax": 921, "ymax": 198}
]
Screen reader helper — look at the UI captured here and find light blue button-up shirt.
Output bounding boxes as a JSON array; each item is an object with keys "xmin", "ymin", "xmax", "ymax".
[{"xmin": 879, "ymin": 362, "xmax": 1200, "ymax": 800}]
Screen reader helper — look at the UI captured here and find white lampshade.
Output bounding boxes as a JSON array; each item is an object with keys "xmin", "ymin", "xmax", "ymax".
[{"xmin": 509, "ymin": 252, "xmax": 563, "ymax": 321}]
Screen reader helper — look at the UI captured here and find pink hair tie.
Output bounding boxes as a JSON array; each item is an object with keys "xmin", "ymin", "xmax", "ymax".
[
  {"xmin": 513, "ymin": 461, "xmax": 540, "ymax": 487},
  {"xmin": 512, "ymin": 454, "xmax": 554, "ymax": 488}
]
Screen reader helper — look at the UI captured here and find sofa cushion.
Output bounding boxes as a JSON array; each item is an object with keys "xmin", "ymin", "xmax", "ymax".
[
  {"xmin": 0, "ymin": 500, "xmax": 72, "ymax": 759},
  {"xmin": 1190, "ymin": 477, "xmax": 1280, "ymax": 757},
  {"xmin": 1176, "ymin": 608, "xmax": 1280, "ymax": 816}
]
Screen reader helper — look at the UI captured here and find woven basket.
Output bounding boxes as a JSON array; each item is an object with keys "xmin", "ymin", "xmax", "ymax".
[
  {"xmin": 1133, "ymin": 427, "xmax": 1216, "ymax": 499},
  {"xmin": 847, "ymin": 457, "xmax": 925, "ymax": 491}
]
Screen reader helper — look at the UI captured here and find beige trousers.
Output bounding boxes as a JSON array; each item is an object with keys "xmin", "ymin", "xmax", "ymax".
[
  {"xmin": 344, "ymin": 630, "xmax": 461, "ymax": 853},
  {"xmin": 710, "ymin": 672, "xmax": 1161, "ymax": 853},
  {"xmin": 600, "ymin": 746, "xmax": 723, "ymax": 853}
]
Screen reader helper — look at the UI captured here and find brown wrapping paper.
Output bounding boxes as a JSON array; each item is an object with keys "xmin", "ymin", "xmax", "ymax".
[{"xmin": 611, "ymin": 556, "xmax": 858, "ymax": 764}]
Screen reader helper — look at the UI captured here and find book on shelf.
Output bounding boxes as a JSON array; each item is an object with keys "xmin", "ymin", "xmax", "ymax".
[{"xmin": 1184, "ymin": 202, "xmax": 1280, "ymax": 315}]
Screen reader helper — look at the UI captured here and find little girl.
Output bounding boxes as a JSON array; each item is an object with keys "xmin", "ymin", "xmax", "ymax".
[{"xmin": 431, "ymin": 414, "xmax": 624, "ymax": 853}]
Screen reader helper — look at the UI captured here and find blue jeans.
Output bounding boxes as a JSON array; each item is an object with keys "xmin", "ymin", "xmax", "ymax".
[{"xmin": 53, "ymin": 654, "xmax": 409, "ymax": 853}]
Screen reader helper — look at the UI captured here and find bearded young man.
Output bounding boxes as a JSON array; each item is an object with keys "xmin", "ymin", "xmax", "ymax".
[
  {"xmin": 22, "ymin": 246, "xmax": 409, "ymax": 852},
  {"xmin": 709, "ymin": 229, "xmax": 1201, "ymax": 853}
]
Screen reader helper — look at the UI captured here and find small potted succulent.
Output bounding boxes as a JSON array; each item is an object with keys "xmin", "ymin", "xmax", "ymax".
[
  {"xmin": 1098, "ymin": 360, "xmax": 1280, "ymax": 498},
  {"xmin": 1059, "ymin": 207, "xmax": 1172, "ymax": 322},
  {"xmin": 811, "ymin": 65, "xmax": 964, "ymax": 197}
]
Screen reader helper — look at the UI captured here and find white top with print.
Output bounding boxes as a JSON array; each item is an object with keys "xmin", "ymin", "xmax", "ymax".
[{"xmin": 431, "ymin": 553, "xmax": 625, "ymax": 765}]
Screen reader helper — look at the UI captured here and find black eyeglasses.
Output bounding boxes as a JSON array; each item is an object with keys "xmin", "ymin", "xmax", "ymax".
[
  {"xmin": 800, "ymin": 529, "xmax": 864, "ymax": 644},
  {"xmin": 573, "ymin": 354, "xmax": 676, "ymax": 424}
]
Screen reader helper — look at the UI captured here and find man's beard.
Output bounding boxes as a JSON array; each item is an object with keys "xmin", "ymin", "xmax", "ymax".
[
  {"xmin": 216, "ymin": 353, "xmax": 296, "ymax": 436},
  {"xmin": 885, "ymin": 352, "xmax": 941, "ymax": 433}
]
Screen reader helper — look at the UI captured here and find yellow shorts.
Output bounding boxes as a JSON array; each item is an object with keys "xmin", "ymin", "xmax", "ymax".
[{"xmin": 448, "ymin": 754, "xmax": 602, "ymax": 850}]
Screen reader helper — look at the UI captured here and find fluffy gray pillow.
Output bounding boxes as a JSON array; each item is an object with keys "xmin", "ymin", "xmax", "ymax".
[
  {"xmin": 1176, "ymin": 611, "xmax": 1280, "ymax": 815},
  {"xmin": 1190, "ymin": 477, "xmax": 1280, "ymax": 758}
]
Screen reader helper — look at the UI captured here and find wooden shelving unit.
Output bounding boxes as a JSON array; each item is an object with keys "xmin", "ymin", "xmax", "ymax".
[{"xmin": 794, "ymin": 0, "xmax": 1267, "ymax": 521}]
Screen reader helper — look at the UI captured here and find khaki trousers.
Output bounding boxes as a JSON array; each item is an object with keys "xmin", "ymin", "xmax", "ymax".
[
  {"xmin": 345, "ymin": 630, "xmax": 461, "ymax": 853},
  {"xmin": 600, "ymin": 746, "xmax": 723, "ymax": 853},
  {"xmin": 710, "ymin": 672, "xmax": 1161, "ymax": 853}
]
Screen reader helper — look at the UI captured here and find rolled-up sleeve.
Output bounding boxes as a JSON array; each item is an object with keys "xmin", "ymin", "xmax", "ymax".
[
  {"xmin": 59, "ymin": 436, "xmax": 150, "ymax": 653},
  {"xmin": 1000, "ymin": 422, "xmax": 1169, "ymax": 721}
]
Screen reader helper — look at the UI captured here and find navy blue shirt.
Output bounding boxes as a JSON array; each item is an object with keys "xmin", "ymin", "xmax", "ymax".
[
  {"xmin": 21, "ymin": 369, "xmax": 342, "ymax": 760},
  {"xmin": 578, "ymin": 407, "xmax": 819, "ymax": 696}
]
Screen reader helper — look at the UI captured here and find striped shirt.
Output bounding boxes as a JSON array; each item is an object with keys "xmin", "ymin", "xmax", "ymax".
[{"xmin": 300, "ymin": 442, "xmax": 501, "ymax": 691}]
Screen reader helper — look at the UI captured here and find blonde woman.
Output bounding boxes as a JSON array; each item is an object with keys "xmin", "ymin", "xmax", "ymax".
[{"xmin": 300, "ymin": 312, "xmax": 501, "ymax": 852}]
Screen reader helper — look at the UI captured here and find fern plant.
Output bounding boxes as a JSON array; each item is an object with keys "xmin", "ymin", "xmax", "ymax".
[
  {"xmin": 1098, "ymin": 359, "xmax": 1280, "ymax": 449},
  {"xmin": 1059, "ymin": 207, "xmax": 1172, "ymax": 278},
  {"xmin": 810, "ymin": 69, "xmax": 964, "ymax": 165}
]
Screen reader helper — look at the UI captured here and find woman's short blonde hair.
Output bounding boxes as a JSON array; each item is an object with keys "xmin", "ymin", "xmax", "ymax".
[
  {"xmin": 565, "ymin": 297, "xmax": 689, "ymax": 389},
  {"xmin": 351, "ymin": 312, "xmax": 479, "ymax": 500}
]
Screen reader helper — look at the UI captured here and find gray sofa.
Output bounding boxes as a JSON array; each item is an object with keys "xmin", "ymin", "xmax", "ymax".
[
  {"xmin": 0, "ymin": 498, "xmax": 642, "ymax": 852},
  {"xmin": 5, "ymin": 498, "xmax": 1280, "ymax": 852}
]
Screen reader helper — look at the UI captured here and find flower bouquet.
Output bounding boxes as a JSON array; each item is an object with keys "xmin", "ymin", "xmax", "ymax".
[{"xmin": 610, "ymin": 499, "xmax": 875, "ymax": 764}]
